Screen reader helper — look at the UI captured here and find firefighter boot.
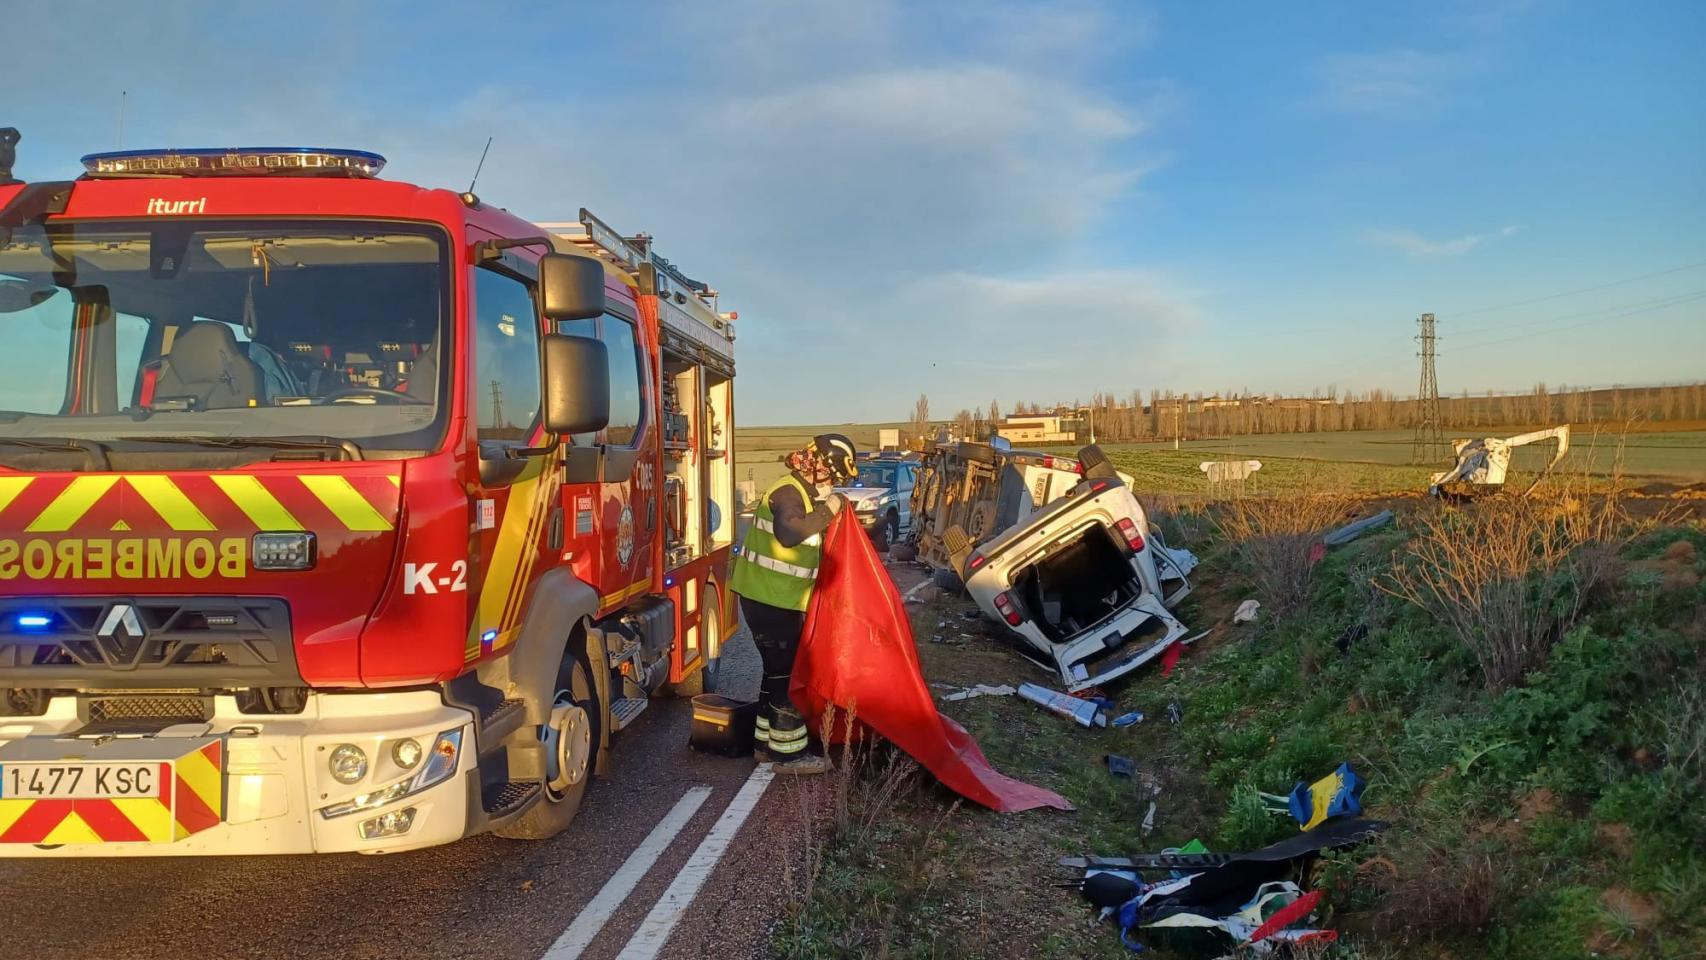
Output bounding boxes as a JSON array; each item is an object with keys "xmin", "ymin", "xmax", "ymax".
[
  {"xmin": 766, "ymin": 707, "xmax": 830, "ymax": 776},
  {"xmin": 754, "ymin": 714, "xmax": 772, "ymax": 762}
]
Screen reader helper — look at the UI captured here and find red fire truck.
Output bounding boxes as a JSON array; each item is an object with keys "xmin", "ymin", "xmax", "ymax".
[{"xmin": 0, "ymin": 136, "xmax": 737, "ymax": 855}]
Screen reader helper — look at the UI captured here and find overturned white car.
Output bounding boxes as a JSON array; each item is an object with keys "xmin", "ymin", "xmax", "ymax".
[{"xmin": 962, "ymin": 447, "xmax": 1198, "ymax": 692}]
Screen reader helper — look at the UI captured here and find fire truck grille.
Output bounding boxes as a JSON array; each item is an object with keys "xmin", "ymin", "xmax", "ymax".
[
  {"xmin": 87, "ymin": 695, "xmax": 211, "ymax": 725},
  {"xmin": 0, "ymin": 597, "xmax": 300, "ymax": 689}
]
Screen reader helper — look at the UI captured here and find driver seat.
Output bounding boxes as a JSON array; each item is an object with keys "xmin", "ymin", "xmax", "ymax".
[{"xmin": 153, "ymin": 322, "xmax": 262, "ymax": 410}]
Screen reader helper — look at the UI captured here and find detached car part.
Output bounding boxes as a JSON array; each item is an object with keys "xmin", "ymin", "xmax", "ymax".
[{"xmin": 1430, "ymin": 425, "xmax": 1570, "ymax": 497}]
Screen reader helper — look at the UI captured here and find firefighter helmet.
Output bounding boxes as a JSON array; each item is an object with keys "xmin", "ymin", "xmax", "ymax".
[{"xmin": 812, "ymin": 433, "xmax": 857, "ymax": 484}]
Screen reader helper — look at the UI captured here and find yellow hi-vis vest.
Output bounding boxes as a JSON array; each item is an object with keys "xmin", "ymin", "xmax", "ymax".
[{"xmin": 730, "ymin": 474, "xmax": 823, "ymax": 612}]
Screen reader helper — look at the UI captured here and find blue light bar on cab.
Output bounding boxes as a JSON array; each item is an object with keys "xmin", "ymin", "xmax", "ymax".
[{"xmin": 80, "ymin": 147, "xmax": 386, "ymax": 179}]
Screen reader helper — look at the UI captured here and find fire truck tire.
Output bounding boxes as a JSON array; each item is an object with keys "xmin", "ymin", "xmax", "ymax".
[{"xmin": 495, "ymin": 648, "xmax": 601, "ymax": 840}]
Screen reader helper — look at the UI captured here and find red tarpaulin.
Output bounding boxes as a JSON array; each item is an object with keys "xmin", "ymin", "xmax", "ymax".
[{"xmin": 791, "ymin": 512, "xmax": 1074, "ymax": 813}]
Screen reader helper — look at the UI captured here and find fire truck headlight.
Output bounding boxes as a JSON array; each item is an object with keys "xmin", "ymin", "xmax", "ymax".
[
  {"xmin": 329, "ymin": 744, "xmax": 368, "ymax": 784},
  {"xmin": 253, "ymin": 532, "xmax": 317, "ymax": 570},
  {"xmin": 392, "ymin": 738, "xmax": 423, "ymax": 771},
  {"xmin": 319, "ymin": 729, "xmax": 463, "ymax": 819}
]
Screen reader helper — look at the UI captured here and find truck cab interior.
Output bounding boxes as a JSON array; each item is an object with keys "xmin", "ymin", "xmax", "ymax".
[{"xmin": 0, "ymin": 221, "xmax": 451, "ymax": 454}]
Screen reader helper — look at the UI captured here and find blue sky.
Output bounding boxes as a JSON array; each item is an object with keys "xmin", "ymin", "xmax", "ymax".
[{"xmin": 7, "ymin": 0, "xmax": 1703, "ymax": 424}]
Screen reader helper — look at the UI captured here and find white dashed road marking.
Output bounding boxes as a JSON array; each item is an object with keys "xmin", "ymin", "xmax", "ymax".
[
  {"xmin": 543, "ymin": 786, "xmax": 713, "ymax": 960},
  {"xmin": 613, "ymin": 763, "xmax": 776, "ymax": 959}
]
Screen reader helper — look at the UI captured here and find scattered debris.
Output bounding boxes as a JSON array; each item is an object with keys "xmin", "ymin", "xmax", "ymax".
[
  {"xmin": 1323, "ymin": 508, "xmax": 1394, "ymax": 546},
  {"xmin": 939, "ymin": 683, "xmax": 1015, "ymax": 702},
  {"xmin": 1105, "ymin": 753, "xmax": 1136, "ymax": 778},
  {"xmin": 1140, "ymin": 801, "xmax": 1157, "ymax": 836},
  {"xmin": 1018, "ymin": 681, "xmax": 1107, "ymax": 728},
  {"xmin": 1166, "ymin": 700, "xmax": 1183, "ymax": 725},
  {"xmin": 1111, "ymin": 710, "xmax": 1145, "ymax": 727},
  {"xmin": 1234, "ymin": 599, "xmax": 1261, "ymax": 623},
  {"xmin": 1160, "ymin": 640, "xmax": 1185, "ymax": 676},
  {"xmin": 1430, "ymin": 424, "xmax": 1570, "ymax": 497},
  {"xmin": 1288, "ymin": 762, "xmax": 1365, "ymax": 830},
  {"xmin": 1066, "ymin": 819, "xmax": 1389, "ymax": 954},
  {"xmin": 902, "ymin": 579, "xmax": 939, "ymax": 604},
  {"xmin": 1137, "ymin": 772, "xmax": 1162, "ymax": 799}
]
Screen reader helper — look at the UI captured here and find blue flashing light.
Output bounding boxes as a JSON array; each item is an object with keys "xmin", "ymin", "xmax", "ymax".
[
  {"xmin": 664, "ymin": 575, "xmax": 675, "ymax": 588},
  {"xmin": 480, "ymin": 629, "xmax": 498, "ymax": 644},
  {"xmin": 80, "ymin": 147, "xmax": 387, "ymax": 179},
  {"xmin": 14, "ymin": 613, "xmax": 52, "ymax": 631}
]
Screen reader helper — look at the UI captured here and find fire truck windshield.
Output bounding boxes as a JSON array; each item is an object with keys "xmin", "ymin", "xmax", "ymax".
[{"xmin": 0, "ymin": 220, "xmax": 450, "ymax": 453}]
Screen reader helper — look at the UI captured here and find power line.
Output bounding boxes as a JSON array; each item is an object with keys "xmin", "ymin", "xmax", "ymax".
[
  {"xmin": 1443, "ymin": 290, "xmax": 1706, "ymax": 353},
  {"xmin": 1439, "ymin": 288, "xmax": 1706, "ymax": 347},
  {"xmin": 1441, "ymin": 258, "xmax": 1706, "ymax": 320}
]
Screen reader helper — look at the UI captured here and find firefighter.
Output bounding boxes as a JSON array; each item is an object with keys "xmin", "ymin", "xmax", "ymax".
[{"xmin": 729, "ymin": 433, "xmax": 857, "ymax": 774}]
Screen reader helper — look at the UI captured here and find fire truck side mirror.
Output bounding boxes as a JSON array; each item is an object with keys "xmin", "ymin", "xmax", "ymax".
[
  {"xmin": 539, "ymin": 253, "xmax": 606, "ymax": 321},
  {"xmin": 541, "ymin": 333, "xmax": 610, "ymax": 436}
]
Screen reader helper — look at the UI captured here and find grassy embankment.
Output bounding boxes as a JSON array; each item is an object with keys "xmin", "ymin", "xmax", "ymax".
[
  {"xmin": 736, "ymin": 426, "xmax": 1706, "ymax": 500},
  {"xmin": 767, "ymin": 472, "xmax": 1706, "ymax": 958}
]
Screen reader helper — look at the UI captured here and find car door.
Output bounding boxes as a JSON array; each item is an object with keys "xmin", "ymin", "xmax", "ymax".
[{"xmin": 896, "ymin": 464, "xmax": 917, "ymax": 533}]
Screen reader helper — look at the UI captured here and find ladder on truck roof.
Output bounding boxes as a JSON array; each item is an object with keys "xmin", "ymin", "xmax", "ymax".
[{"xmin": 539, "ymin": 209, "xmax": 736, "ymax": 376}]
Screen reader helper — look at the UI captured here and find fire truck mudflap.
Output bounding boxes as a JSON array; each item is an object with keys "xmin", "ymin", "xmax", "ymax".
[{"xmin": 0, "ymin": 690, "xmax": 477, "ymax": 855}]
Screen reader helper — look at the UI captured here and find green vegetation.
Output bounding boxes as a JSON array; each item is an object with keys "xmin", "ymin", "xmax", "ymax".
[
  {"xmin": 736, "ymin": 425, "xmax": 1706, "ymax": 503},
  {"xmin": 772, "ymin": 491, "xmax": 1706, "ymax": 959},
  {"xmin": 1099, "ymin": 428, "xmax": 1706, "ymax": 486}
]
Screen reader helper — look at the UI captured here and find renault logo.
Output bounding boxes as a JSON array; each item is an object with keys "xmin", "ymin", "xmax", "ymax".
[
  {"xmin": 97, "ymin": 604, "xmax": 146, "ymax": 640},
  {"xmin": 94, "ymin": 603, "xmax": 148, "ymax": 670}
]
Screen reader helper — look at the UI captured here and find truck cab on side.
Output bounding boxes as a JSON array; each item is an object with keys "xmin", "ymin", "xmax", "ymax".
[{"xmin": 0, "ymin": 145, "xmax": 735, "ymax": 855}]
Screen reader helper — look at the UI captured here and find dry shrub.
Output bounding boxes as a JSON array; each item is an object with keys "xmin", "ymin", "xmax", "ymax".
[
  {"xmin": 1140, "ymin": 493, "xmax": 1210, "ymax": 547},
  {"xmin": 1372, "ymin": 840, "xmax": 1497, "ymax": 939},
  {"xmin": 1212, "ymin": 494, "xmax": 1357, "ymax": 613},
  {"xmin": 1380, "ymin": 487, "xmax": 1642, "ymax": 692}
]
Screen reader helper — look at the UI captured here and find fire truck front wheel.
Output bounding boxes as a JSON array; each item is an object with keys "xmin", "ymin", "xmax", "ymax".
[{"xmin": 495, "ymin": 650, "xmax": 601, "ymax": 840}]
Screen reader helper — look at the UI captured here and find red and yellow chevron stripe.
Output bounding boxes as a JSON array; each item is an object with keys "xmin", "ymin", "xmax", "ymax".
[
  {"xmin": 0, "ymin": 741, "xmax": 223, "ymax": 844},
  {"xmin": 0, "ymin": 472, "xmax": 399, "ymax": 534}
]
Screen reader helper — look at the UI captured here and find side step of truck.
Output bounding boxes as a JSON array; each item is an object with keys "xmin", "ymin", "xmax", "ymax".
[
  {"xmin": 609, "ymin": 697, "xmax": 648, "ymax": 732},
  {"xmin": 478, "ymin": 698, "xmax": 529, "ymax": 754},
  {"xmin": 482, "ymin": 780, "xmax": 543, "ymax": 821}
]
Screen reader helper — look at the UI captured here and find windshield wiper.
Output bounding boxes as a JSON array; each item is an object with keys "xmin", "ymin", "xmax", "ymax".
[
  {"xmin": 132, "ymin": 435, "xmax": 365, "ymax": 461},
  {"xmin": 0, "ymin": 437, "xmax": 111, "ymax": 470}
]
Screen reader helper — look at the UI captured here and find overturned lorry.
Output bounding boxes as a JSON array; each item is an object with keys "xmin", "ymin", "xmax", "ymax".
[{"xmin": 906, "ymin": 442, "xmax": 1197, "ymax": 692}]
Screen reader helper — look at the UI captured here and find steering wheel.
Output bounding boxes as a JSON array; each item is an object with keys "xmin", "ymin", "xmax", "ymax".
[{"xmin": 325, "ymin": 387, "xmax": 427, "ymax": 405}]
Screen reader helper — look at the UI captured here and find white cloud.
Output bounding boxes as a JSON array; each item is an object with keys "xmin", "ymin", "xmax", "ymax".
[
  {"xmin": 1315, "ymin": 49, "xmax": 1460, "ymax": 113},
  {"xmin": 1361, "ymin": 224, "xmax": 1524, "ymax": 257},
  {"xmin": 4, "ymin": 0, "xmax": 1182, "ymax": 424},
  {"xmin": 868, "ymin": 269, "xmax": 1205, "ymax": 409}
]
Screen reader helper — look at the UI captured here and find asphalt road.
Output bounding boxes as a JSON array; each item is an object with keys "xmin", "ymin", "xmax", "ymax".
[{"xmin": 0, "ymin": 623, "xmax": 792, "ymax": 960}]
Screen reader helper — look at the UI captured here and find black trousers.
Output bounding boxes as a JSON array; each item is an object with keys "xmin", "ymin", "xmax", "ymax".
[{"xmin": 739, "ymin": 595, "xmax": 810, "ymax": 753}]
